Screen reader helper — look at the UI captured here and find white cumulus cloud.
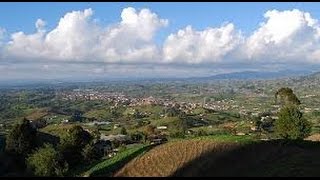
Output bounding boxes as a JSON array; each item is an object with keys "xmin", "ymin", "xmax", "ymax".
[
  {"xmin": 94, "ymin": 7, "xmax": 168, "ymax": 63},
  {"xmin": 4, "ymin": 7, "xmax": 168, "ymax": 63},
  {"xmin": 162, "ymin": 23, "xmax": 243, "ymax": 64},
  {"xmin": 244, "ymin": 9, "xmax": 320, "ymax": 63},
  {"xmin": 35, "ymin": 18, "xmax": 47, "ymax": 32},
  {"xmin": 3, "ymin": 7, "xmax": 320, "ymax": 78}
]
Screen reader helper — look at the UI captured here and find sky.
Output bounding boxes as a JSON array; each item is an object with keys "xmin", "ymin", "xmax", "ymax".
[{"xmin": 1, "ymin": 2, "xmax": 320, "ymax": 80}]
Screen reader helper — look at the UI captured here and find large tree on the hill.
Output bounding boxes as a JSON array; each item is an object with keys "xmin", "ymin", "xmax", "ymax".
[
  {"xmin": 275, "ymin": 87, "xmax": 301, "ymax": 106},
  {"xmin": 274, "ymin": 104, "xmax": 311, "ymax": 140}
]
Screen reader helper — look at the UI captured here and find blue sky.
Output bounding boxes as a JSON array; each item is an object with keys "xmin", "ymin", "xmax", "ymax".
[
  {"xmin": 1, "ymin": 2, "xmax": 319, "ymax": 43},
  {"xmin": 1, "ymin": 2, "xmax": 320, "ymax": 80},
  {"xmin": 0, "ymin": 2, "xmax": 320, "ymax": 35}
]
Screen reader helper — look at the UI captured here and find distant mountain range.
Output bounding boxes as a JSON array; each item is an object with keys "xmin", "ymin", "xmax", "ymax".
[
  {"xmin": 189, "ymin": 70, "xmax": 313, "ymax": 81},
  {"xmin": 0, "ymin": 69, "xmax": 316, "ymax": 88}
]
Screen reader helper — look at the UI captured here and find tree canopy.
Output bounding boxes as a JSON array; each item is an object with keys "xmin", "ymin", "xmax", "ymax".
[
  {"xmin": 275, "ymin": 87, "xmax": 301, "ymax": 106},
  {"xmin": 58, "ymin": 125, "xmax": 92, "ymax": 166},
  {"xmin": 5, "ymin": 118, "xmax": 37, "ymax": 157},
  {"xmin": 274, "ymin": 104, "xmax": 311, "ymax": 140},
  {"xmin": 27, "ymin": 144, "xmax": 68, "ymax": 177}
]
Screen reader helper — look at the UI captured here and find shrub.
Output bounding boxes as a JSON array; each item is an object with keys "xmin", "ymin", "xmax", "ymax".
[
  {"xmin": 170, "ymin": 131, "xmax": 185, "ymax": 138},
  {"xmin": 120, "ymin": 127, "xmax": 127, "ymax": 135},
  {"xmin": 196, "ymin": 129, "xmax": 208, "ymax": 136}
]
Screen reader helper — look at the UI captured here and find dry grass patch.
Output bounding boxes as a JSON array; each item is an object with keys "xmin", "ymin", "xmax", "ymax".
[
  {"xmin": 114, "ymin": 139, "xmax": 239, "ymax": 177},
  {"xmin": 305, "ymin": 133, "xmax": 320, "ymax": 141}
]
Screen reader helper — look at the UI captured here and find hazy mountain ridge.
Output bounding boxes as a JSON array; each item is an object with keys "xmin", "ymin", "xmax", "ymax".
[{"xmin": 0, "ymin": 69, "xmax": 315, "ymax": 88}]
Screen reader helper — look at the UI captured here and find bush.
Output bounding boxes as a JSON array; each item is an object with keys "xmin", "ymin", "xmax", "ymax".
[
  {"xmin": 209, "ymin": 129, "xmax": 231, "ymax": 136},
  {"xmin": 111, "ymin": 140, "xmax": 121, "ymax": 149},
  {"xmin": 170, "ymin": 131, "xmax": 185, "ymax": 138},
  {"xmin": 274, "ymin": 105, "xmax": 311, "ymax": 140},
  {"xmin": 120, "ymin": 127, "xmax": 127, "ymax": 135},
  {"xmin": 27, "ymin": 144, "xmax": 68, "ymax": 177},
  {"xmin": 130, "ymin": 132, "xmax": 144, "ymax": 143},
  {"xmin": 196, "ymin": 129, "xmax": 208, "ymax": 136}
]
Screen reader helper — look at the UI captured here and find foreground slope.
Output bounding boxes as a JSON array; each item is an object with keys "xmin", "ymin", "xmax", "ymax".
[
  {"xmin": 114, "ymin": 135, "xmax": 249, "ymax": 177},
  {"xmin": 115, "ymin": 135, "xmax": 320, "ymax": 177}
]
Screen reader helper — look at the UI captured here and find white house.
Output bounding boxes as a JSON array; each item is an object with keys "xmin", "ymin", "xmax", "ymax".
[{"xmin": 157, "ymin": 126, "xmax": 168, "ymax": 130}]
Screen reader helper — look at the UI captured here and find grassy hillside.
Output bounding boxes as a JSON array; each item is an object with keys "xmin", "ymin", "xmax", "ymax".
[
  {"xmin": 39, "ymin": 124, "xmax": 78, "ymax": 137},
  {"xmin": 115, "ymin": 135, "xmax": 250, "ymax": 177},
  {"xmin": 25, "ymin": 108, "xmax": 49, "ymax": 120},
  {"xmin": 84, "ymin": 109, "xmax": 112, "ymax": 121},
  {"xmin": 115, "ymin": 135, "xmax": 320, "ymax": 177}
]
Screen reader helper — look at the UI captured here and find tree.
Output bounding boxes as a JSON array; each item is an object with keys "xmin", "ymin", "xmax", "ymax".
[
  {"xmin": 274, "ymin": 105, "xmax": 311, "ymax": 140},
  {"xmin": 91, "ymin": 126, "xmax": 101, "ymax": 142},
  {"xmin": 111, "ymin": 140, "xmax": 120, "ymax": 149},
  {"xmin": 6, "ymin": 118, "xmax": 37, "ymax": 157},
  {"xmin": 81, "ymin": 143, "xmax": 99, "ymax": 164},
  {"xmin": 177, "ymin": 118, "xmax": 188, "ymax": 134},
  {"xmin": 70, "ymin": 110, "xmax": 83, "ymax": 122},
  {"xmin": 58, "ymin": 125, "xmax": 92, "ymax": 167},
  {"xmin": 165, "ymin": 106, "xmax": 182, "ymax": 117},
  {"xmin": 275, "ymin": 87, "xmax": 301, "ymax": 106},
  {"xmin": 27, "ymin": 144, "xmax": 68, "ymax": 177},
  {"xmin": 130, "ymin": 132, "xmax": 144, "ymax": 143},
  {"xmin": 60, "ymin": 126, "xmax": 92, "ymax": 149},
  {"xmin": 120, "ymin": 127, "xmax": 128, "ymax": 135}
]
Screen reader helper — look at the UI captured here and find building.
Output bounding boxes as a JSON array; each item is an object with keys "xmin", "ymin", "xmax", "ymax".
[{"xmin": 156, "ymin": 126, "xmax": 168, "ymax": 130}]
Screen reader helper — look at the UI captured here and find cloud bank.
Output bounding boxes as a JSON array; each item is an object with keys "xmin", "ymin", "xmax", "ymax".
[
  {"xmin": 1, "ymin": 7, "xmax": 320, "ymax": 79},
  {"xmin": 3, "ymin": 7, "xmax": 168, "ymax": 63}
]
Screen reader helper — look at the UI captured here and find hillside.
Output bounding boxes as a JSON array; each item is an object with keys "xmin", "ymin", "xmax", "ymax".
[
  {"xmin": 114, "ymin": 135, "xmax": 250, "ymax": 177},
  {"xmin": 114, "ymin": 136, "xmax": 320, "ymax": 177}
]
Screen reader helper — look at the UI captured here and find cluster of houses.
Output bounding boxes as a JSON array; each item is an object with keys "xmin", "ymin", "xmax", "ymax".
[
  {"xmin": 57, "ymin": 90, "xmax": 205, "ymax": 115},
  {"xmin": 57, "ymin": 87, "xmax": 281, "ymax": 117}
]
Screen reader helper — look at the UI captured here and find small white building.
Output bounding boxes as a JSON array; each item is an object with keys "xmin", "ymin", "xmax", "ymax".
[{"xmin": 157, "ymin": 126, "xmax": 168, "ymax": 130}]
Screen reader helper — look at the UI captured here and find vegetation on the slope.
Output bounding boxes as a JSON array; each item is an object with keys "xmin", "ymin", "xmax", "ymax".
[
  {"xmin": 82, "ymin": 144, "xmax": 151, "ymax": 177},
  {"xmin": 275, "ymin": 87, "xmax": 301, "ymax": 106},
  {"xmin": 274, "ymin": 88, "xmax": 311, "ymax": 140},
  {"xmin": 26, "ymin": 144, "xmax": 68, "ymax": 177},
  {"xmin": 115, "ymin": 137, "xmax": 243, "ymax": 177},
  {"xmin": 5, "ymin": 118, "xmax": 37, "ymax": 157},
  {"xmin": 115, "ymin": 137, "xmax": 320, "ymax": 177},
  {"xmin": 275, "ymin": 105, "xmax": 311, "ymax": 140}
]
